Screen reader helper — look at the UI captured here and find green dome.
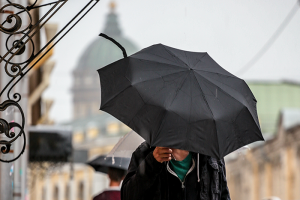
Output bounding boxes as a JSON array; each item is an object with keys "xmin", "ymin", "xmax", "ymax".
[{"xmin": 75, "ymin": 12, "xmax": 138, "ymax": 70}]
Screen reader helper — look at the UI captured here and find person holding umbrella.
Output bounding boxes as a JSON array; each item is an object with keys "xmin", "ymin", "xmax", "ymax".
[
  {"xmin": 97, "ymin": 36, "xmax": 264, "ymax": 200},
  {"xmin": 121, "ymin": 142, "xmax": 230, "ymax": 200}
]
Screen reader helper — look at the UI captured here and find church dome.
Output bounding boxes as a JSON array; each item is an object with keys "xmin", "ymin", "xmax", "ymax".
[{"xmin": 75, "ymin": 3, "xmax": 138, "ymax": 70}]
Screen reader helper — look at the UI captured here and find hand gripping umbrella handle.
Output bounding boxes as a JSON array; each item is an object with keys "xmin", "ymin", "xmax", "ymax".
[{"xmin": 99, "ymin": 33, "xmax": 127, "ymax": 58}]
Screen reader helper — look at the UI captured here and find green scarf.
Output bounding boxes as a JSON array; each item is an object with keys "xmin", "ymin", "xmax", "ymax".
[{"xmin": 169, "ymin": 153, "xmax": 192, "ymax": 181}]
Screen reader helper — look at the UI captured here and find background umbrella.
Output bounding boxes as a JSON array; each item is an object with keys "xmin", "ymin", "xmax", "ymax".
[
  {"xmin": 87, "ymin": 155, "xmax": 130, "ymax": 174},
  {"xmin": 107, "ymin": 130, "xmax": 145, "ymax": 159},
  {"xmin": 97, "ymin": 36, "xmax": 264, "ymax": 159}
]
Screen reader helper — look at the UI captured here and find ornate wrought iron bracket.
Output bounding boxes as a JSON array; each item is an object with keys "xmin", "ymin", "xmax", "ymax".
[{"xmin": 0, "ymin": 0, "xmax": 100, "ymax": 162}]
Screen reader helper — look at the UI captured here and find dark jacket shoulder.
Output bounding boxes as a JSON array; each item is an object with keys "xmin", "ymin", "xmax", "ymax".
[{"xmin": 93, "ymin": 190, "xmax": 120, "ymax": 200}]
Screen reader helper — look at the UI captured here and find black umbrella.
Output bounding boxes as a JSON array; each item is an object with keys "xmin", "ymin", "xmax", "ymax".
[
  {"xmin": 97, "ymin": 38, "xmax": 264, "ymax": 159},
  {"xmin": 87, "ymin": 155, "xmax": 130, "ymax": 174}
]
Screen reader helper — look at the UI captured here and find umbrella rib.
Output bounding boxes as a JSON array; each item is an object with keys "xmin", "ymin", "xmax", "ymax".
[
  {"xmin": 153, "ymin": 109, "xmax": 191, "ymax": 148},
  {"xmin": 191, "ymin": 73, "xmax": 220, "ymax": 156},
  {"xmin": 135, "ymin": 72, "xmax": 186, "ymax": 108},
  {"xmin": 194, "ymin": 69, "xmax": 236, "ymax": 78},
  {"xmin": 194, "ymin": 70, "xmax": 246, "ymax": 93},
  {"xmin": 191, "ymin": 73, "xmax": 214, "ymax": 118},
  {"xmin": 162, "ymin": 45, "xmax": 190, "ymax": 68},
  {"xmin": 101, "ymin": 62, "xmax": 184, "ymax": 111},
  {"xmin": 129, "ymin": 72, "xmax": 186, "ymax": 121},
  {"xmin": 151, "ymin": 109, "xmax": 168, "ymax": 145},
  {"xmin": 100, "ymin": 85, "xmax": 132, "ymax": 109},
  {"xmin": 184, "ymin": 51, "xmax": 191, "ymax": 67},
  {"xmin": 189, "ymin": 74, "xmax": 193, "ymax": 124},
  {"xmin": 127, "ymin": 102, "xmax": 168, "ymax": 146},
  {"xmin": 135, "ymin": 46, "xmax": 180, "ymax": 64},
  {"xmin": 195, "ymin": 73, "xmax": 260, "ymax": 130},
  {"xmin": 166, "ymin": 72, "xmax": 190, "ymax": 110},
  {"xmin": 193, "ymin": 70, "xmax": 255, "ymax": 113},
  {"xmin": 131, "ymin": 70, "xmax": 186, "ymax": 86},
  {"xmin": 195, "ymin": 73, "xmax": 251, "ymax": 110},
  {"xmin": 132, "ymin": 54, "xmax": 187, "ymax": 69},
  {"xmin": 109, "ymin": 133, "xmax": 130, "ymax": 156},
  {"xmin": 192, "ymin": 53, "xmax": 208, "ymax": 68},
  {"xmin": 133, "ymin": 58, "xmax": 183, "ymax": 69},
  {"xmin": 196, "ymin": 77, "xmax": 238, "ymax": 122},
  {"xmin": 200, "ymin": 72, "xmax": 254, "ymax": 107},
  {"xmin": 187, "ymin": 73, "xmax": 193, "ymax": 149},
  {"xmin": 131, "ymin": 57, "xmax": 187, "ymax": 71},
  {"xmin": 147, "ymin": 73, "xmax": 190, "ymax": 143}
]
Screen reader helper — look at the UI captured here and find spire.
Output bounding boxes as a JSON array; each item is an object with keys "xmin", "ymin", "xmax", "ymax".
[
  {"xmin": 110, "ymin": 1, "xmax": 116, "ymax": 12},
  {"xmin": 102, "ymin": 1, "xmax": 121, "ymax": 36}
]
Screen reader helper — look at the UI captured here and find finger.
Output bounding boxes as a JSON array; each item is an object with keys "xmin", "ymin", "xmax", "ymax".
[
  {"xmin": 154, "ymin": 147, "xmax": 166, "ymax": 152},
  {"xmin": 154, "ymin": 147, "xmax": 171, "ymax": 156},
  {"xmin": 158, "ymin": 157, "xmax": 172, "ymax": 163},
  {"xmin": 157, "ymin": 148, "xmax": 172, "ymax": 154},
  {"xmin": 153, "ymin": 147, "xmax": 172, "ymax": 163},
  {"xmin": 156, "ymin": 146, "xmax": 167, "ymax": 149},
  {"xmin": 158, "ymin": 153, "xmax": 172, "ymax": 158}
]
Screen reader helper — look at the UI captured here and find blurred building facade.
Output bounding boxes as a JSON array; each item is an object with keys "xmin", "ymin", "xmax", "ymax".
[
  {"xmin": 0, "ymin": 0, "xmax": 56, "ymax": 199},
  {"xmin": 226, "ymin": 81, "xmax": 300, "ymax": 200},
  {"xmin": 29, "ymin": 2, "xmax": 139, "ymax": 200},
  {"xmin": 226, "ymin": 109, "xmax": 300, "ymax": 200}
]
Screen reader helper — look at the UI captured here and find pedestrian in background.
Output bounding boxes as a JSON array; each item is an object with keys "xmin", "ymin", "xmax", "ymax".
[{"xmin": 93, "ymin": 167, "xmax": 126, "ymax": 200}]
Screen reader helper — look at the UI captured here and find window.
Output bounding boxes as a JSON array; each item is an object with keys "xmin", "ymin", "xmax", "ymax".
[
  {"xmin": 73, "ymin": 131, "xmax": 84, "ymax": 143},
  {"xmin": 78, "ymin": 182, "xmax": 84, "ymax": 200},
  {"xmin": 84, "ymin": 77, "xmax": 93, "ymax": 86},
  {"xmin": 54, "ymin": 186, "xmax": 59, "ymax": 200},
  {"xmin": 79, "ymin": 104, "xmax": 86, "ymax": 118},
  {"xmin": 87, "ymin": 128, "xmax": 98, "ymax": 139},
  {"xmin": 42, "ymin": 187, "xmax": 46, "ymax": 200},
  {"xmin": 107, "ymin": 122, "xmax": 120, "ymax": 135},
  {"xmin": 75, "ymin": 77, "xmax": 80, "ymax": 86},
  {"xmin": 65, "ymin": 184, "xmax": 70, "ymax": 200}
]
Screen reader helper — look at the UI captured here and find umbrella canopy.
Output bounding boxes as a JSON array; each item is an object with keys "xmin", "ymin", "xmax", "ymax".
[
  {"xmin": 98, "ymin": 44, "xmax": 264, "ymax": 159},
  {"xmin": 87, "ymin": 155, "xmax": 130, "ymax": 174},
  {"xmin": 107, "ymin": 130, "xmax": 145, "ymax": 158}
]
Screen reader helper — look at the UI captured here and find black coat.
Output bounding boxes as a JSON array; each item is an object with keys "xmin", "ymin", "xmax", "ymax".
[{"xmin": 121, "ymin": 142, "xmax": 231, "ymax": 200}]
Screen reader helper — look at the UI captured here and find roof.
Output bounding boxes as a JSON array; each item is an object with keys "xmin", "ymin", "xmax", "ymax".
[
  {"xmin": 246, "ymin": 79, "xmax": 300, "ymax": 86},
  {"xmin": 246, "ymin": 80, "xmax": 300, "ymax": 134}
]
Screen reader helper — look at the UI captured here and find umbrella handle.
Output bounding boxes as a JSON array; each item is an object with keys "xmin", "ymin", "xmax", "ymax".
[{"xmin": 99, "ymin": 33, "xmax": 127, "ymax": 58}]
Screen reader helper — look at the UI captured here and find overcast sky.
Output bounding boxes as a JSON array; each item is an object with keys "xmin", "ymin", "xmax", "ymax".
[{"xmin": 41, "ymin": 0, "xmax": 300, "ymax": 123}]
